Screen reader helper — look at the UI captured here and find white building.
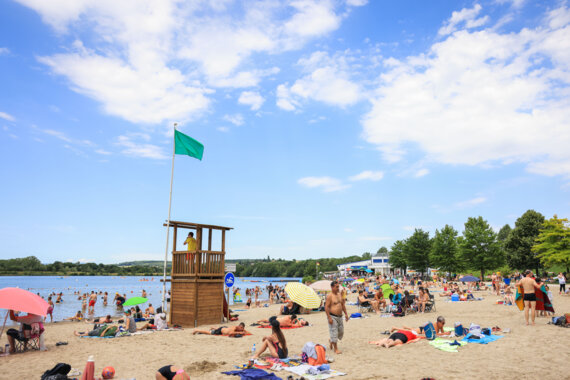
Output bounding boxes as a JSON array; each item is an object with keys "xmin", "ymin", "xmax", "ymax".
[{"xmin": 337, "ymin": 253, "xmax": 391, "ymax": 276}]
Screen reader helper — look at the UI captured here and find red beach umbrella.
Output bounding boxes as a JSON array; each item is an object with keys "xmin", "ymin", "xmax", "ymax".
[{"xmin": 0, "ymin": 287, "xmax": 49, "ymax": 316}]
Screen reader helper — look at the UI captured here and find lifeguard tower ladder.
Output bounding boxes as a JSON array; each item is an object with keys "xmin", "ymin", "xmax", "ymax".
[{"xmin": 164, "ymin": 220, "xmax": 232, "ymax": 327}]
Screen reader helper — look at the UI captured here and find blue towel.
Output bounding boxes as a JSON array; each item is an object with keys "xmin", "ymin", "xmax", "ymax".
[
  {"xmin": 462, "ymin": 333, "xmax": 504, "ymax": 344},
  {"xmin": 222, "ymin": 368, "xmax": 282, "ymax": 380}
]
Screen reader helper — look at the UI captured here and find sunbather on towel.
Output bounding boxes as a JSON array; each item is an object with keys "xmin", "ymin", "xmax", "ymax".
[
  {"xmin": 74, "ymin": 325, "xmax": 117, "ymax": 337},
  {"xmin": 404, "ymin": 316, "xmax": 450, "ymax": 337},
  {"xmin": 192, "ymin": 322, "xmax": 251, "ymax": 337},
  {"xmin": 369, "ymin": 327, "xmax": 422, "ymax": 347},
  {"xmin": 155, "ymin": 365, "xmax": 190, "ymax": 380},
  {"xmin": 256, "ymin": 315, "xmax": 308, "ymax": 328}
]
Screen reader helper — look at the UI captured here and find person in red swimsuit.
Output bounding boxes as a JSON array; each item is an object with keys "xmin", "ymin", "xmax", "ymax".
[{"xmin": 369, "ymin": 326, "xmax": 423, "ymax": 347}]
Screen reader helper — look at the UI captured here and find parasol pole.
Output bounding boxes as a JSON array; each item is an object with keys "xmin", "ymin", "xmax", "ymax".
[
  {"xmin": 0, "ymin": 311, "xmax": 8, "ymax": 343},
  {"xmin": 161, "ymin": 123, "xmax": 177, "ymax": 313}
]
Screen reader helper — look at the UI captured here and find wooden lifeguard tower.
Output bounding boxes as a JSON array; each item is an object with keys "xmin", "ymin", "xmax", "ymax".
[{"xmin": 164, "ymin": 220, "xmax": 232, "ymax": 327}]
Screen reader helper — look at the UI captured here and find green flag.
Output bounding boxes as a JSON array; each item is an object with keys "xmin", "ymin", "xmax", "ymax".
[{"xmin": 174, "ymin": 129, "xmax": 204, "ymax": 160}]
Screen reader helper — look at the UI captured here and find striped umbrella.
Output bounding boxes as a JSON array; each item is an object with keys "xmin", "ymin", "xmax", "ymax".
[{"xmin": 285, "ymin": 282, "xmax": 322, "ymax": 309}]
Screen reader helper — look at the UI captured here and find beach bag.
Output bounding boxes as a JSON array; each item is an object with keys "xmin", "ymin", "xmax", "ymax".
[
  {"xmin": 392, "ymin": 304, "xmax": 405, "ymax": 317},
  {"xmin": 454, "ymin": 323, "xmax": 464, "ymax": 336},
  {"xmin": 350, "ymin": 313, "xmax": 362, "ymax": 318},
  {"xmin": 553, "ymin": 316, "xmax": 566, "ymax": 326},
  {"xmin": 308, "ymin": 344, "xmax": 327, "ymax": 366},
  {"xmin": 422, "ymin": 322, "xmax": 436, "ymax": 340},
  {"xmin": 41, "ymin": 363, "xmax": 71, "ymax": 380}
]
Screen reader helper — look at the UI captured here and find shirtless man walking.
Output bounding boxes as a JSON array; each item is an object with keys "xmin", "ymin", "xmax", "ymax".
[
  {"xmin": 325, "ymin": 280, "xmax": 349, "ymax": 354},
  {"xmin": 516, "ymin": 270, "xmax": 541, "ymax": 325},
  {"xmin": 88, "ymin": 291, "xmax": 97, "ymax": 314}
]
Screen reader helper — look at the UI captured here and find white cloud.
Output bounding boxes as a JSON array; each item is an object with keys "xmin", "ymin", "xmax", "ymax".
[
  {"xmin": 414, "ymin": 168, "xmax": 429, "ymax": 178},
  {"xmin": 116, "ymin": 135, "xmax": 167, "ymax": 159},
  {"xmin": 438, "ymin": 4, "xmax": 489, "ymax": 36},
  {"xmin": 363, "ymin": 5, "xmax": 570, "ymax": 177},
  {"xmin": 277, "ymin": 51, "xmax": 361, "ymax": 110},
  {"xmin": 0, "ymin": 111, "xmax": 15, "ymax": 121},
  {"xmin": 454, "ymin": 197, "xmax": 487, "ymax": 209},
  {"xmin": 95, "ymin": 149, "xmax": 112, "ymax": 155},
  {"xmin": 40, "ymin": 128, "xmax": 95, "ymax": 147},
  {"xmin": 0, "ymin": 47, "xmax": 10, "ymax": 55},
  {"xmin": 38, "ymin": 47, "xmax": 210, "ymax": 125},
  {"xmin": 297, "ymin": 176, "xmax": 351, "ymax": 192},
  {"xmin": 217, "ymin": 126, "xmax": 230, "ymax": 133},
  {"xmin": 349, "ymin": 170, "xmax": 384, "ymax": 181},
  {"xmin": 238, "ymin": 91, "xmax": 265, "ymax": 111},
  {"xmin": 17, "ymin": 0, "xmax": 359, "ymax": 124},
  {"xmin": 223, "ymin": 114, "xmax": 244, "ymax": 126},
  {"xmin": 359, "ymin": 236, "xmax": 391, "ymax": 241},
  {"xmin": 346, "ymin": 0, "xmax": 368, "ymax": 6}
]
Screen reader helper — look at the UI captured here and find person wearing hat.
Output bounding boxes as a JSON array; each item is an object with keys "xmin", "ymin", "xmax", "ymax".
[{"xmin": 124, "ymin": 309, "xmax": 137, "ymax": 333}]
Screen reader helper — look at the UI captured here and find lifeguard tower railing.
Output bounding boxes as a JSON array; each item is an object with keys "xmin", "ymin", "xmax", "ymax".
[{"xmin": 164, "ymin": 220, "xmax": 232, "ymax": 326}]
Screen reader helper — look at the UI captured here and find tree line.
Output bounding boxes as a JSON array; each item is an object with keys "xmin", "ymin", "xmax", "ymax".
[
  {"xmin": 0, "ymin": 256, "xmax": 167, "ymax": 276},
  {"xmin": 390, "ymin": 211, "xmax": 570, "ymax": 279},
  {"xmin": 3, "ymin": 211, "xmax": 567, "ymax": 279}
]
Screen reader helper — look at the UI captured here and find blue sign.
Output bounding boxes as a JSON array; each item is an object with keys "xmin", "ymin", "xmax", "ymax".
[{"xmin": 224, "ymin": 272, "xmax": 235, "ymax": 287}]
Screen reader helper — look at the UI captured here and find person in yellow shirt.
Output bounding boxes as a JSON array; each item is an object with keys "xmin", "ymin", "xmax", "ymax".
[{"xmin": 184, "ymin": 232, "xmax": 197, "ymax": 261}]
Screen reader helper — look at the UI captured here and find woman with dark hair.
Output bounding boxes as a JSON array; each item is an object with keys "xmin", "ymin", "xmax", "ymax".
[{"xmin": 252, "ymin": 317, "xmax": 288, "ymax": 359}]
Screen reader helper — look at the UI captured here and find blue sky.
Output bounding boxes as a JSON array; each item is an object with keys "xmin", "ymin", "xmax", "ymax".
[{"xmin": 1, "ymin": 0, "xmax": 569, "ymax": 264}]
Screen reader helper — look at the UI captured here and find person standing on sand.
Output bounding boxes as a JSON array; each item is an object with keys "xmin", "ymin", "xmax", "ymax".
[
  {"xmin": 325, "ymin": 280, "xmax": 349, "ymax": 354},
  {"xmin": 516, "ymin": 270, "xmax": 541, "ymax": 325},
  {"xmin": 557, "ymin": 273, "xmax": 566, "ymax": 294}
]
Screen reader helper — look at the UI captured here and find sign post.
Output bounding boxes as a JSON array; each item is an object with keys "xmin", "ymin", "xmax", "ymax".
[{"xmin": 224, "ymin": 272, "xmax": 235, "ymax": 322}]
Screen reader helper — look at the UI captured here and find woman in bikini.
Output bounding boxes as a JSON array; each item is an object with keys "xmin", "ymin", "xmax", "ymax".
[{"xmin": 252, "ymin": 318, "xmax": 288, "ymax": 359}]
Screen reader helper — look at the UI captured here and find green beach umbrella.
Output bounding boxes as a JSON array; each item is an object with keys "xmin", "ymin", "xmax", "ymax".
[
  {"xmin": 122, "ymin": 296, "xmax": 148, "ymax": 307},
  {"xmin": 380, "ymin": 284, "xmax": 394, "ymax": 299}
]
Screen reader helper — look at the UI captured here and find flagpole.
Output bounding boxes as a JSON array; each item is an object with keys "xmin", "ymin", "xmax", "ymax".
[{"xmin": 161, "ymin": 123, "xmax": 177, "ymax": 313}]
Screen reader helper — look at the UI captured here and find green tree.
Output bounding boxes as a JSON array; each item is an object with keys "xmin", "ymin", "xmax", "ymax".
[
  {"xmin": 430, "ymin": 225, "xmax": 463, "ymax": 277},
  {"xmin": 533, "ymin": 215, "xmax": 570, "ymax": 273},
  {"xmin": 505, "ymin": 210, "xmax": 545, "ymax": 273},
  {"xmin": 497, "ymin": 224, "xmax": 511, "ymax": 242},
  {"xmin": 389, "ymin": 240, "xmax": 407, "ymax": 272},
  {"xmin": 361, "ymin": 252, "xmax": 372, "ymax": 260},
  {"xmin": 404, "ymin": 229, "xmax": 431, "ymax": 274},
  {"xmin": 377, "ymin": 246, "xmax": 388, "ymax": 255},
  {"xmin": 460, "ymin": 216, "xmax": 504, "ymax": 279}
]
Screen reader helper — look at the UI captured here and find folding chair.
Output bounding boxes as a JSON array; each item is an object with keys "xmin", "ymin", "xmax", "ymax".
[
  {"xmin": 425, "ymin": 294, "xmax": 436, "ymax": 313},
  {"xmin": 14, "ymin": 322, "xmax": 44, "ymax": 352}
]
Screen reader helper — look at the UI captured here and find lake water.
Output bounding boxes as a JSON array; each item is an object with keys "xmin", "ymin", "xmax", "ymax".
[{"xmin": 0, "ymin": 275, "xmax": 300, "ymax": 323}]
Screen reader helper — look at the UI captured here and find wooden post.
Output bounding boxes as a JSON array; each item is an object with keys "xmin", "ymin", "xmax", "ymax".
[{"xmin": 173, "ymin": 224, "xmax": 177, "ymax": 252}]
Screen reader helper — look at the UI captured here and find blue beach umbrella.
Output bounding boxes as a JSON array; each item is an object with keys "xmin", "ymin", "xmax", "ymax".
[{"xmin": 460, "ymin": 275, "xmax": 480, "ymax": 282}]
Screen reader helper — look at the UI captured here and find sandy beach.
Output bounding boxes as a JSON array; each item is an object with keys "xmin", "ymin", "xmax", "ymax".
[{"xmin": 2, "ymin": 287, "xmax": 569, "ymax": 380}]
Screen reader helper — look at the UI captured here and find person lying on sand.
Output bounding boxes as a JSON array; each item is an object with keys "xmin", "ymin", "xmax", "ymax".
[
  {"xmin": 369, "ymin": 326, "xmax": 423, "ymax": 347},
  {"xmin": 404, "ymin": 316, "xmax": 449, "ymax": 336},
  {"xmin": 192, "ymin": 322, "xmax": 251, "ymax": 337},
  {"xmin": 65, "ymin": 311, "xmax": 84, "ymax": 321},
  {"xmin": 86, "ymin": 315, "xmax": 113, "ymax": 324},
  {"xmin": 74, "ymin": 324, "xmax": 117, "ymax": 337},
  {"xmin": 256, "ymin": 315, "xmax": 308, "ymax": 328}
]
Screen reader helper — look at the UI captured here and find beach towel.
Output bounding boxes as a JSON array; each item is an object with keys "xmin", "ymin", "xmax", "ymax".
[
  {"xmin": 462, "ymin": 333, "xmax": 504, "ymax": 344},
  {"xmin": 535, "ymin": 285, "xmax": 555, "ymax": 313},
  {"xmin": 283, "ymin": 364, "xmax": 346, "ymax": 379},
  {"xmin": 428, "ymin": 338, "xmax": 467, "ymax": 352},
  {"xmin": 222, "ymin": 368, "xmax": 282, "ymax": 380},
  {"xmin": 257, "ymin": 325, "xmax": 305, "ymax": 329}
]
